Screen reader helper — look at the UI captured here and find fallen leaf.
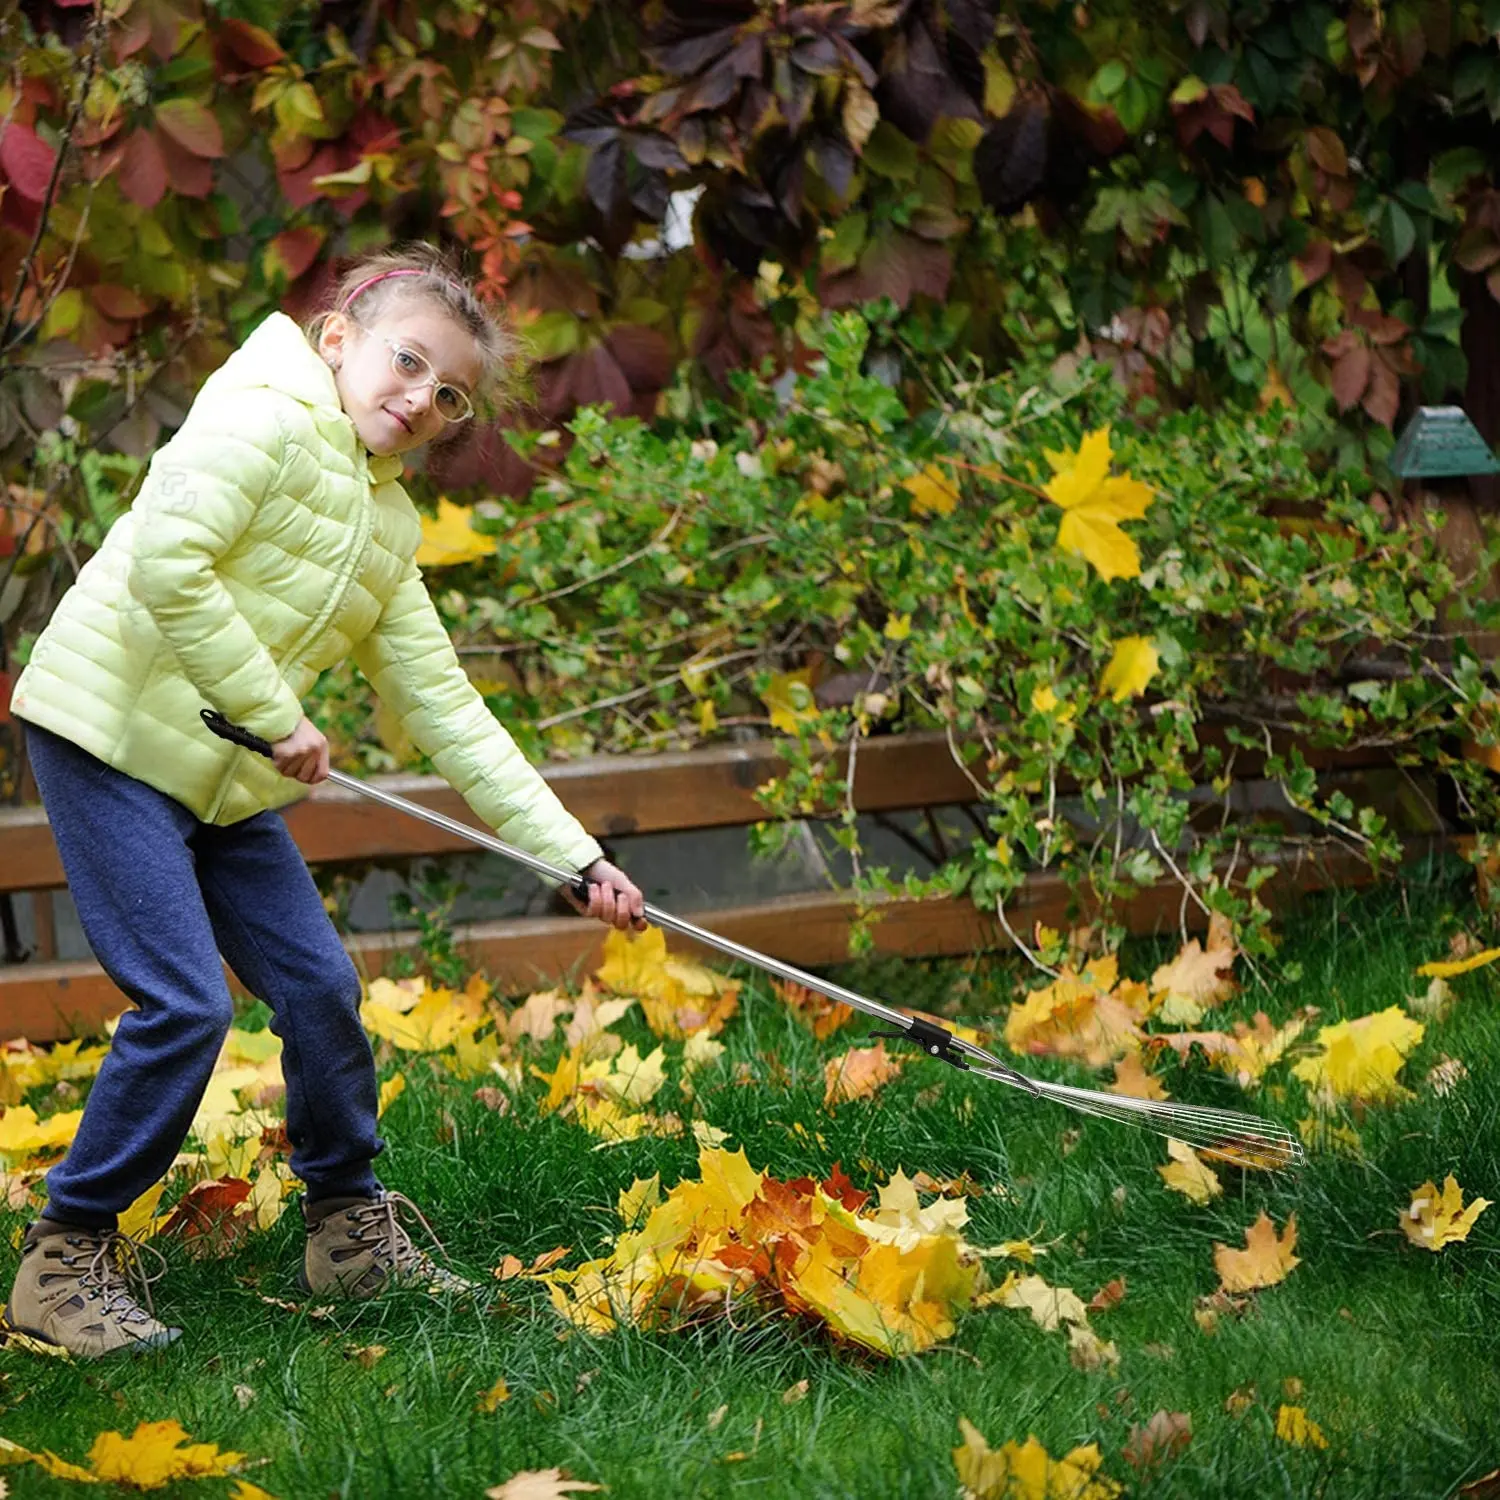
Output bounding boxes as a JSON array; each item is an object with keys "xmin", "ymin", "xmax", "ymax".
[
  {"xmin": 345, "ymin": 1344, "xmax": 388, "ymax": 1369},
  {"xmin": 773, "ymin": 978, "xmax": 855, "ymax": 1039},
  {"xmin": 953, "ymin": 1419, "xmax": 1123, "ymax": 1499},
  {"xmin": 1416, "ymin": 946, "xmax": 1500, "ymax": 979},
  {"xmin": 1158, "ymin": 1139, "xmax": 1222, "ymax": 1205},
  {"xmin": 88, "ymin": 1420, "xmax": 246, "ymax": 1487},
  {"xmin": 1274, "ymin": 1404, "xmax": 1328, "ymax": 1450},
  {"xmin": 823, "ymin": 1040, "xmax": 903, "ymax": 1107},
  {"xmin": 781, "ymin": 1379, "xmax": 809, "ymax": 1404},
  {"xmin": 1150, "ymin": 936, "xmax": 1237, "ymax": 1024},
  {"xmin": 1087, "ymin": 1277, "xmax": 1126, "ymax": 1313},
  {"xmin": 476, "ymin": 1377, "xmax": 511, "ymax": 1412},
  {"xmin": 1406, "ymin": 977, "xmax": 1454, "ymax": 1020},
  {"xmin": 1401, "ymin": 1174, "xmax": 1492, "ymax": 1252},
  {"xmin": 483, "ymin": 1469, "xmax": 603, "ymax": 1500},
  {"xmin": 1214, "ymin": 1212, "xmax": 1299, "ymax": 1292},
  {"xmin": 1291, "ymin": 1007, "xmax": 1424, "ymax": 1106},
  {"xmin": 1005, "ymin": 961, "xmax": 1143, "ymax": 1067},
  {"xmin": 1122, "ymin": 1410, "xmax": 1192, "ymax": 1473},
  {"xmin": 1000, "ymin": 1274, "xmax": 1089, "ymax": 1332},
  {"xmin": 1108, "ymin": 1053, "xmax": 1169, "ymax": 1101}
]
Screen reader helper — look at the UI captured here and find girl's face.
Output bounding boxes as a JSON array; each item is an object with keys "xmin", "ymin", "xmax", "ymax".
[{"xmin": 318, "ymin": 300, "xmax": 483, "ymax": 458}]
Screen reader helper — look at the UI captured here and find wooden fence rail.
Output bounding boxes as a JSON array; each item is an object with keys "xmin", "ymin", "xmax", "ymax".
[{"xmin": 0, "ymin": 727, "xmax": 1432, "ymax": 1042}]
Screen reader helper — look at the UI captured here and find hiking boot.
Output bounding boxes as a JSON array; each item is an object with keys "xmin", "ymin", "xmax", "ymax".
[
  {"xmin": 1, "ymin": 1220, "xmax": 180, "ymax": 1358},
  {"xmin": 300, "ymin": 1191, "xmax": 479, "ymax": 1300}
]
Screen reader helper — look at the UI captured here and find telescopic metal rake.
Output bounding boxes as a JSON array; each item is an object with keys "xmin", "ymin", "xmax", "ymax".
[{"xmin": 202, "ymin": 709, "xmax": 1304, "ymax": 1171}]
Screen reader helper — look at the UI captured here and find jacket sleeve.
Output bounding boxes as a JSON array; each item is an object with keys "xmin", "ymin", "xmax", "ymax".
[
  {"xmin": 352, "ymin": 563, "xmax": 604, "ymax": 874},
  {"xmin": 125, "ymin": 389, "xmax": 304, "ymax": 742}
]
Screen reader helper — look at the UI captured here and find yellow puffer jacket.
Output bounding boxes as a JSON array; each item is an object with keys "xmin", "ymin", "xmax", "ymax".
[{"xmin": 11, "ymin": 311, "xmax": 603, "ymax": 874}]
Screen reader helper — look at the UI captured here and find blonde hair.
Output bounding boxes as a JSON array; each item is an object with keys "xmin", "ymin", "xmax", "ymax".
[{"xmin": 305, "ymin": 242, "xmax": 518, "ymax": 419}]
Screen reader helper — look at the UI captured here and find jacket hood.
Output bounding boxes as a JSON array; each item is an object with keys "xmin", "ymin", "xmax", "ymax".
[{"xmin": 206, "ymin": 311, "xmax": 405, "ymax": 482}]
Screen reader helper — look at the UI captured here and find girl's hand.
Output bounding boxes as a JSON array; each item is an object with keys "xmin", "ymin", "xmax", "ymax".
[
  {"xmin": 271, "ymin": 716, "xmax": 330, "ymax": 784},
  {"xmin": 568, "ymin": 857, "xmax": 648, "ymax": 932}
]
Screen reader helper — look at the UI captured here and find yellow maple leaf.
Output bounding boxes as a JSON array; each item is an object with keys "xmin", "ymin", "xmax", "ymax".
[
  {"xmin": 1108, "ymin": 1052, "xmax": 1169, "ymax": 1100},
  {"xmin": 1043, "ymin": 426, "xmax": 1155, "ymax": 582},
  {"xmin": 760, "ymin": 668, "xmax": 820, "ymax": 735},
  {"xmin": 1098, "ymin": 636, "xmax": 1159, "ymax": 703},
  {"xmin": 1163, "ymin": 1010, "xmax": 1306, "ymax": 1090},
  {"xmin": 1005, "ymin": 966, "xmax": 1142, "ymax": 1067},
  {"xmin": 1150, "ymin": 935, "xmax": 1237, "ymax": 1025},
  {"xmin": 1401, "ymin": 1174, "xmax": 1492, "ymax": 1251},
  {"xmin": 1158, "ymin": 1139, "xmax": 1222, "ymax": 1204},
  {"xmin": 415, "ymin": 496, "xmax": 499, "ymax": 568},
  {"xmin": 476, "ymin": 1377, "xmax": 512, "ymax": 1412},
  {"xmin": 0, "ymin": 1105, "xmax": 84, "ymax": 1160},
  {"xmin": 586, "ymin": 1043, "xmax": 668, "ymax": 1110},
  {"xmin": 118, "ymin": 1181, "xmax": 168, "ymax": 1242},
  {"xmin": 1291, "ymin": 1006, "xmax": 1425, "ymax": 1105},
  {"xmin": 997, "ymin": 1274, "xmax": 1090, "ymax": 1332},
  {"xmin": 1213, "ymin": 1211, "xmax": 1299, "ymax": 1292},
  {"xmin": 953, "ymin": 1420, "xmax": 1123, "ymax": 1500},
  {"xmin": 1416, "ymin": 946, "xmax": 1500, "ymax": 978},
  {"xmin": 902, "ymin": 463, "xmax": 960, "ymax": 517},
  {"xmin": 823, "ymin": 1040, "xmax": 903, "ymax": 1107},
  {"xmin": 360, "ymin": 980, "xmax": 486, "ymax": 1052},
  {"xmin": 1274, "ymin": 1405, "xmax": 1328, "ymax": 1450},
  {"xmin": 377, "ymin": 1073, "xmax": 406, "ymax": 1117},
  {"xmin": 87, "ymin": 1420, "xmax": 246, "ymax": 1488}
]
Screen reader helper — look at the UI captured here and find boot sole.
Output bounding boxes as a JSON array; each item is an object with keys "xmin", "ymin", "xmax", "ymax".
[{"xmin": 1, "ymin": 1304, "xmax": 181, "ymax": 1358}]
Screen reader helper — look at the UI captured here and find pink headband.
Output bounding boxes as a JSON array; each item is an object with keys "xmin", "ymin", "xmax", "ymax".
[{"xmin": 341, "ymin": 267, "xmax": 425, "ymax": 310}]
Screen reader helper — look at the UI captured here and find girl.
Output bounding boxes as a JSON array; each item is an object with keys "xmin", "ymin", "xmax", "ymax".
[{"xmin": 2, "ymin": 244, "xmax": 645, "ymax": 1358}]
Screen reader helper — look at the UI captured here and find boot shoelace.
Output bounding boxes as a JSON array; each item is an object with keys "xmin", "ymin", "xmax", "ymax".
[
  {"xmin": 66, "ymin": 1231, "xmax": 168, "ymax": 1325},
  {"xmin": 348, "ymin": 1192, "xmax": 453, "ymax": 1274}
]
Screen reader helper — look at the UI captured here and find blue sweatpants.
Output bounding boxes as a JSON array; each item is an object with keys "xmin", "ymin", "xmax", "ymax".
[{"xmin": 27, "ymin": 723, "xmax": 382, "ymax": 1228}]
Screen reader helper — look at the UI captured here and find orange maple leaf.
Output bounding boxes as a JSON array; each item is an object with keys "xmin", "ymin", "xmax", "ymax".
[{"xmin": 1213, "ymin": 1211, "xmax": 1300, "ymax": 1292}]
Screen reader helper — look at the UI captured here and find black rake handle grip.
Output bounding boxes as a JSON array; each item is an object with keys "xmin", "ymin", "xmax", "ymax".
[{"xmin": 201, "ymin": 708, "xmax": 276, "ymax": 758}]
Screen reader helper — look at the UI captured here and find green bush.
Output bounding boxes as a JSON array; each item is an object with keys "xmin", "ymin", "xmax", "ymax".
[{"xmin": 307, "ymin": 312, "xmax": 1500, "ymax": 951}]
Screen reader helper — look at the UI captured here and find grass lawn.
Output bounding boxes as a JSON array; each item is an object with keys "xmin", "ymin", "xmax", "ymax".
[{"xmin": 2, "ymin": 858, "xmax": 1498, "ymax": 1499}]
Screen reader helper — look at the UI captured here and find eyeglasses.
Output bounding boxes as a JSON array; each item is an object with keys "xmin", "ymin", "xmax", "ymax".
[{"xmin": 374, "ymin": 334, "xmax": 474, "ymax": 423}]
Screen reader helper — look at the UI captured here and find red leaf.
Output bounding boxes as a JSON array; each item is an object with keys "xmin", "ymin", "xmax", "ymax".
[
  {"xmin": 820, "ymin": 1161, "xmax": 869, "ymax": 1213},
  {"xmin": 219, "ymin": 17, "xmax": 285, "ymax": 67},
  {"xmin": 0, "ymin": 122, "xmax": 56, "ymax": 203},
  {"xmin": 90, "ymin": 284, "xmax": 151, "ymax": 320},
  {"xmin": 1296, "ymin": 239, "xmax": 1333, "ymax": 287},
  {"xmin": 160, "ymin": 1177, "xmax": 253, "ymax": 1246},
  {"xmin": 154, "ymin": 125, "xmax": 214, "ymax": 197},
  {"xmin": 117, "ymin": 128, "xmax": 167, "ymax": 208},
  {"xmin": 1331, "ymin": 344, "xmax": 1371, "ymax": 411},
  {"xmin": 1362, "ymin": 358, "xmax": 1400, "ymax": 427},
  {"xmin": 154, "ymin": 97, "xmax": 225, "ymax": 159},
  {"xmin": 604, "ymin": 324, "xmax": 675, "ymax": 392},
  {"xmin": 265, "ymin": 226, "xmax": 326, "ymax": 283},
  {"xmin": 110, "ymin": 5, "xmax": 152, "ymax": 59},
  {"xmin": 564, "ymin": 343, "xmax": 633, "ymax": 413}
]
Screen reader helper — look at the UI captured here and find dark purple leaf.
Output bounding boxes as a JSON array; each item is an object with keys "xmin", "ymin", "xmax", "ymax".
[
  {"xmin": 810, "ymin": 136, "xmax": 854, "ymax": 197},
  {"xmin": 973, "ymin": 99, "xmax": 1049, "ymax": 214},
  {"xmin": 728, "ymin": 36, "xmax": 766, "ymax": 79},
  {"xmin": 584, "ymin": 137, "xmax": 625, "ymax": 216},
  {"xmin": 685, "ymin": 56, "xmax": 743, "ymax": 113},
  {"xmin": 832, "ymin": 33, "xmax": 877, "ymax": 88},
  {"xmin": 792, "ymin": 36, "xmax": 841, "ymax": 75},
  {"xmin": 646, "ymin": 24, "xmax": 743, "ymax": 77},
  {"xmin": 632, "ymin": 133, "xmax": 687, "ymax": 171},
  {"xmin": 568, "ymin": 344, "xmax": 634, "ymax": 413}
]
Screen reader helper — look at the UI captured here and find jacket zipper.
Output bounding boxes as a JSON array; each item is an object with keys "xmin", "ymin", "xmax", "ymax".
[{"xmin": 205, "ymin": 458, "xmax": 379, "ymax": 822}]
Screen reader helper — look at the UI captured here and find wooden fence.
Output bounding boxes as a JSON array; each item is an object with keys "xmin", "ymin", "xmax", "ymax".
[{"xmin": 0, "ymin": 727, "xmax": 1446, "ymax": 1042}]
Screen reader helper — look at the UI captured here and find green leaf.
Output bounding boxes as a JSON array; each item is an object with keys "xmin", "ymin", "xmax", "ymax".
[
  {"xmin": 861, "ymin": 121, "xmax": 918, "ymax": 181},
  {"xmin": 526, "ymin": 310, "xmax": 582, "ymax": 361},
  {"xmin": 1092, "ymin": 60, "xmax": 1129, "ymax": 101},
  {"xmin": 1381, "ymin": 200, "xmax": 1416, "ymax": 265}
]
